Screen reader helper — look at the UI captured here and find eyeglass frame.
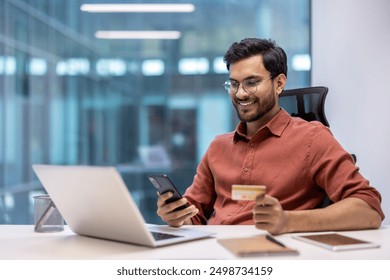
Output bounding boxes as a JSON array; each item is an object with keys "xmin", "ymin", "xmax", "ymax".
[{"xmin": 223, "ymin": 76, "xmax": 273, "ymax": 95}]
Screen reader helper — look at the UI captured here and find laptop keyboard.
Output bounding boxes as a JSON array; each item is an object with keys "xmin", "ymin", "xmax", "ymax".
[{"xmin": 151, "ymin": 231, "xmax": 182, "ymax": 241}]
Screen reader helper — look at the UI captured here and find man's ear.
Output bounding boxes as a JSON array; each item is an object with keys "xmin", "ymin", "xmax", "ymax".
[{"xmin": 275, "ymin": 74, "xmax": 287, "ymax": 95}]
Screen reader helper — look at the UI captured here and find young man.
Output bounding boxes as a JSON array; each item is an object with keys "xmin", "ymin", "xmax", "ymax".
[{"xmin": 156, "ymin": 38, "xmax": 384, "ymax": 235}]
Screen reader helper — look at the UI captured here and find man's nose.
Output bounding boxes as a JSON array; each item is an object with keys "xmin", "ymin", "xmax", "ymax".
[{"xmin": 235, "ymin": 84, "xmax": 250, "ymax": 99}]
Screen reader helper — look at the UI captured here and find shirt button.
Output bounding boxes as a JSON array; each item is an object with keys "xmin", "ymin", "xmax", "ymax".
[{"xmin": 243, "ymin": 167, "xmax": 249, "ymax": 172}]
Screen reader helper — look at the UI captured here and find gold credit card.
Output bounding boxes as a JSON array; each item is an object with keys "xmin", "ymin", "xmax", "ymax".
[{"xmin": 231, "ymin": 185, "xmax": 266, "ymax": 200}]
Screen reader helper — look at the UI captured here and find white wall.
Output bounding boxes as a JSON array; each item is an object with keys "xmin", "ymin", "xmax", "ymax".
[{"xmin": 312, "ymin": 0, "xmax": 390, "ymax": 224}]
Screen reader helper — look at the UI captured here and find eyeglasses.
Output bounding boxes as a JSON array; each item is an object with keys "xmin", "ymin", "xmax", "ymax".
[{"xmin": 223, "ymin": 76, "xmax": 272, "ymax": 95}]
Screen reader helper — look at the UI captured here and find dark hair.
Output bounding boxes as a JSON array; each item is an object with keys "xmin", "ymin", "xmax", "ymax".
[{"xmin": 223, "ymin": 38, "xmax": 288, "ymax": 78}]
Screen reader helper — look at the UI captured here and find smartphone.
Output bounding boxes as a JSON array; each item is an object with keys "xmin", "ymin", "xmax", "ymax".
[{"xmin": 148, "ymin": 174, "xmax": 188, "ymax": 211}]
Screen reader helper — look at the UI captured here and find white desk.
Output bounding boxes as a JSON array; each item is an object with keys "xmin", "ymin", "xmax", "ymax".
[{"xmin": 1, "ymin": 225, "xmax": 389, "ymax": 260}]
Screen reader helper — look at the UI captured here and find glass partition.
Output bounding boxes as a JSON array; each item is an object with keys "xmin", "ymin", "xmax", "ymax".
[{"xmin": 0, "ymin": 0, "xmax": 311, "ymax": 224}]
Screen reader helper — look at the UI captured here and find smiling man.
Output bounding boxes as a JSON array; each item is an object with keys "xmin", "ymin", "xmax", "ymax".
[{"xmin": 156, "ymin": 38, "xmax": 384, "ymax": 234}]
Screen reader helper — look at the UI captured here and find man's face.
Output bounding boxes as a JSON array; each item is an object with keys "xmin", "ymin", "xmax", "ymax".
[{"xmin": 228, "ymin": 55, "xmax": 280, "ymax": 123}]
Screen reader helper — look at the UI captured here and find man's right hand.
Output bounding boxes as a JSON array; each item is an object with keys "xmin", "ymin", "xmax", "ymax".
[{"xmin": 156, "ymin": 192, "xmax": 199, "ymax": 227}]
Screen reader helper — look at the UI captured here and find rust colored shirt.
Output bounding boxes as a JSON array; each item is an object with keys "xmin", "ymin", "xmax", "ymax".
[{"xmin": 184, "ymin": 109, "xmax": 384, "ymax": 225}]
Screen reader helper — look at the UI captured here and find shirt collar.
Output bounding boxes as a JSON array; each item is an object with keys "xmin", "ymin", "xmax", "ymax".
[{"xmin": 233, "ymin": 109, "xmax": 291, "ymax": 142}]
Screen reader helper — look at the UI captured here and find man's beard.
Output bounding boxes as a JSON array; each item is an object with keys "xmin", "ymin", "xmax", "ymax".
[{"xmin": 233, "ymin": 91, "xmax": 276, "ymax": 123}]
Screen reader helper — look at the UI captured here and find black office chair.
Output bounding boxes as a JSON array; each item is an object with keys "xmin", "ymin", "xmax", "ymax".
[
  {"xmin": 279, "ymin": 86, "xmax": 330, "ymax": 127},
  {"xmin": 279, "ymin": 86, "xmax": 356, "ymax": 207}
]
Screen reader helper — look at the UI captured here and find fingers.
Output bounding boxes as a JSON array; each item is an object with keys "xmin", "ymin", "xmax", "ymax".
[
  {"xmin": 157, "ymin": 192, "xmax": 174, "ymax": 208},
  {"xmin": 253, "ymin": 195, "xmax": 274, "ymax": 227},
  {"xmin": 156, "ymin": 192, "xmax": 198, "ymax": 227},
  {"xmin": 254, "ymin": 193, "xmax": 275, "ymax": 207},
  {"xmin": 162, "ymin": 206, "xmax": 199, "ymax": 227},
  {"xmin": 157, "ymin": 192, "xmax": 187, "ymax": 211},
  {"xmin": 252, "ymin": 195, "xmax": 286, "ymax": 235}
]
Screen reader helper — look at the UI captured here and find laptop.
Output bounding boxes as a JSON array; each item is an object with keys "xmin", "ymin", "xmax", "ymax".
[{"xmin": 32, "ymin": 164, "xmax": 214, "ymax": 247}]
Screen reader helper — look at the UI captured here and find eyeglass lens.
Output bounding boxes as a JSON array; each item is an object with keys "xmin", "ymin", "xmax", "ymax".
[{"xmin": 224, "ymin": 78, "xmax": 270, "ymax": 95}]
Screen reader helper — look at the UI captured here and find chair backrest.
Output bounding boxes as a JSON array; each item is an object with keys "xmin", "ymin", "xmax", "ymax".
[{"xmin": 279, "ymin": 86, "xmax": 330, "ymax": 127}]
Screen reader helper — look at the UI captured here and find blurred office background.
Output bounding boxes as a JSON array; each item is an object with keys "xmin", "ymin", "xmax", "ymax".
[
  {"xmin": 0, "ymin": 0, "xmax": 311, "ymax": 224},
  {"xmin": 1, "ymin": 0, "xmax": 389, "ymax": 226}
]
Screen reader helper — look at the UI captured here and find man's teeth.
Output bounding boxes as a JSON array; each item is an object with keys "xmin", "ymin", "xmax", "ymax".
[{"xmin": 239, "ymin": 101, "xmax": 255, "ymax": 106}]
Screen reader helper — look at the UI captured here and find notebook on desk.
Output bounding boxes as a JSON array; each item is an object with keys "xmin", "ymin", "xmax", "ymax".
[
  {"xmin": 218, "ymin": 235, "xmax": 299, "ymax": 257},
  {"xmin": 32, "ymin": 164, "xmax": 214, "ymax": 247}
]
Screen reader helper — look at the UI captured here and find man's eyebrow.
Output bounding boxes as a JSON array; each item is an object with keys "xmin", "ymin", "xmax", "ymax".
[{"xmin": 229, "ymin": 75, "xmax": 261, "ymax": 82}]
